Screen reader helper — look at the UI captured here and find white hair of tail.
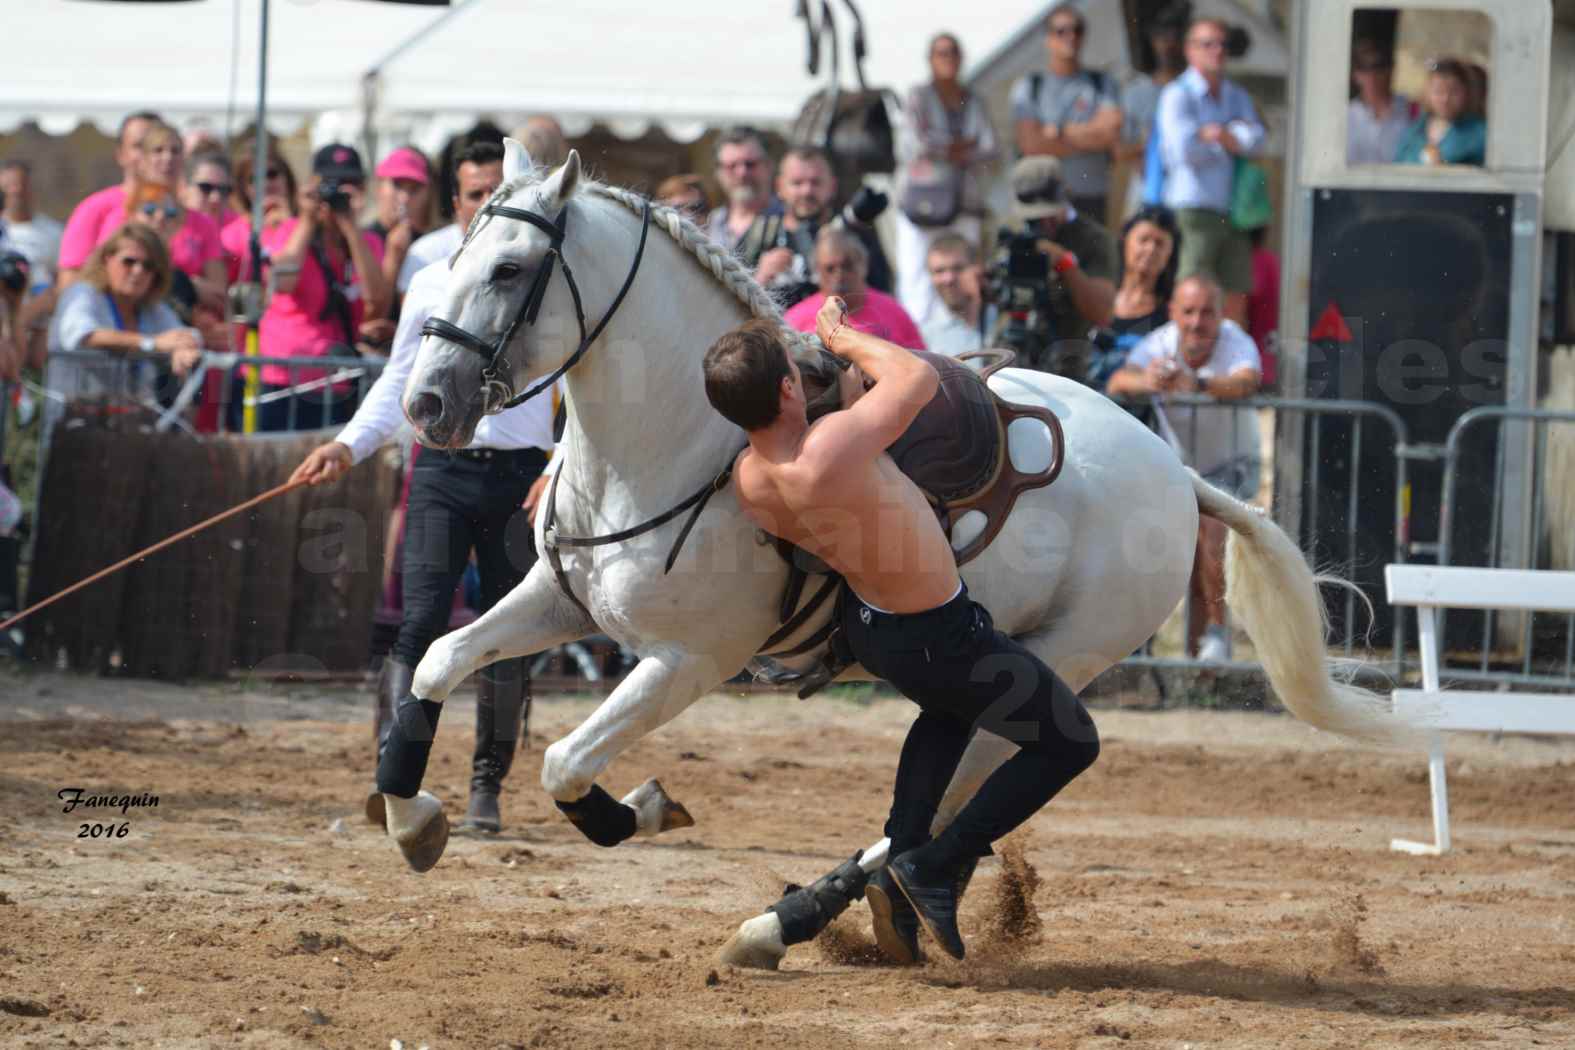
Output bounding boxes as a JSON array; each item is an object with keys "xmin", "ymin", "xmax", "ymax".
[{"xmin": 1191, "ymin": 472, "xmax": 1422, "ymax": 746}]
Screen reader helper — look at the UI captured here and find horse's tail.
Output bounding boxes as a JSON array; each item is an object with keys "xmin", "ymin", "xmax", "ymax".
[{"xmin": 1191, "ymin": 471, "xmax": 1417, "ymax": 746}]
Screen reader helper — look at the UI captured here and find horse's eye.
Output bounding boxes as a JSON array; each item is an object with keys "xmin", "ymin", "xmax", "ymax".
[{"xmin": 491, "ymin": 262, "xmax": 523, "ymax": 283}]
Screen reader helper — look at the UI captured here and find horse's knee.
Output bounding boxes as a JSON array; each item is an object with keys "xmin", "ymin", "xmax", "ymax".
[
  {"xmin": 541, "ymin": 738, "xmax": 596, "ymax": 802},
  {"xmin": 412, "ymin": 633, "xmax": 480, "ymax": 702}
]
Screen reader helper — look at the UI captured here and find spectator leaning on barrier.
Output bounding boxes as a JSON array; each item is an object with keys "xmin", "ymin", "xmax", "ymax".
[
  {"xmin": 705, "ymin": 126, "xmax": 782, "ymax": 262},
  {"xmin": 289, "ymin": 141, "xmax": 549, "ymax": 836},
  {"xmin": 1087, "ymin": 203, "xmax": 1179, "ymax": 393},
  {"xmin": 1346, "ymin": 39, "xmax": 1415, "ymax": 166},
  {"xmin": 784, "ymin": 225, "xmax": 924, "ymax": 350},
  {"xmin": 1154, "ymin": 17, "xmax": 1265, "ymax": 327},
  {"xmin": 753, "ymin": 145, "xmax": 893, "ymax": 309},
  {"xmin": 1012, "ymin": 3, "xmax": 1123, "ymax": 223},
  {"xmin": 1394, "ymin": 58, "xmax": 1486, "ymax": 167},
  {"xmin": 246, "ymin": 144, "xmax": 389, "ymax": 432},
  {"xmin": 47, "ymin": 225, "xmax": 202, "ymax": 426},
  {"xmin": 1105, "ymin": 274, "xmax": 1259, "ymax": 662},
  {"xmin": 894, "ymin": 31, "xmax": 1000, "ymax": 327},
  {"xmin": 655, "ymin": 174, "xmax": 711, "ymax": 226},
  {"xmin": 398, "ymin": 140, "xmax": 506, "ymax": 292},
  {"xmin": 919, "ymin": 233, "xmax": 985, "ymax": 357}
]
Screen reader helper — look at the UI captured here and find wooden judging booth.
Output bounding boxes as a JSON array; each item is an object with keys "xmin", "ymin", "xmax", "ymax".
[{"xmin": 23, "ymin": 418, "xmax": 401, "ymax": 678}]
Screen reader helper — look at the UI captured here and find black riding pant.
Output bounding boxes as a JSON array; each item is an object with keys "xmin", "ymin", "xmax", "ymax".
[
  {"xmin": 392, "ymin": 447, "xmax": 547, "ymax": 667},
  {"xmin": 842, "ymin": 584, "xmax": 1100, "ymax": 866}
]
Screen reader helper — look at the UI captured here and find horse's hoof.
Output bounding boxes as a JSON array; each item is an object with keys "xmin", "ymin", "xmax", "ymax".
[
  {"xmin": 718, "ymin": 913, "xmax": 786, "ymax": 970},
  {"xmin": 621, "ymin": 777, "xmax": 695, "ymax": 837},
  {"xmin": 364, "ymin": 790, "xmax": 386, "ymax": 830},
  {"xmin": 384, "ymin": 791, "xmax": 449, "ymax": 873}
]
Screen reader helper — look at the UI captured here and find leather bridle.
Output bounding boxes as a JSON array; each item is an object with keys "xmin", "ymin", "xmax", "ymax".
[{"xmin": 419, "ymin": 195, "xmax": 652, "ymax": 412}]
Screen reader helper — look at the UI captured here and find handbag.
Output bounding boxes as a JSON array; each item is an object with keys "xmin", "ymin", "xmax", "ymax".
[
  {"xmin": 1229, "ymin": 156, "xmax": 1273, "ymax": 231},
  {"xmin": 899, "ymin": 87, "xmax": 965, "ymax": 227}
]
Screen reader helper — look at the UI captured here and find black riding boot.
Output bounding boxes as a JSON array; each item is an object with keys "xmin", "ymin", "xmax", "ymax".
[
  {"xmin": 365, "ymin": 657, "xmax": 415, "ymax": 827},
  {"xmin": 458, "ymin": 658, "xmax": 531, "ymax": 833}
]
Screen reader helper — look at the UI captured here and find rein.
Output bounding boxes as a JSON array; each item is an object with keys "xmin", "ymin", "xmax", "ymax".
[{"xmin": 420, "ymin": 197, "xmax": 653, "ymax": 412}]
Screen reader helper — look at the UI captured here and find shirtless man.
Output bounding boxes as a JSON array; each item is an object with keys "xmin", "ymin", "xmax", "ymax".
[{"xmin": 701, "ymin": 300, "xmax": 1101, "ymax": 963}]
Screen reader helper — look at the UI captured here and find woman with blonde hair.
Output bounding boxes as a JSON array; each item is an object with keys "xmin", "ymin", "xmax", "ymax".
[{"xmin": 46, "ymin": 225, "xmax": 202, "ymax": 428}]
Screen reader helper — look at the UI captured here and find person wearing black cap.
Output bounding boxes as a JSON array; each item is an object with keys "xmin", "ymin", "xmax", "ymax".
[{"xmin": 249, "ymin": 142, "xmax": 390, "ymax": 430}]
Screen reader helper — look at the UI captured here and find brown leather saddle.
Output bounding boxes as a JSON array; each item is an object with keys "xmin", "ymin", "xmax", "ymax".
[{"xmin": 755, "ymin": 347, "xmax": 1065, "ymax": 695}]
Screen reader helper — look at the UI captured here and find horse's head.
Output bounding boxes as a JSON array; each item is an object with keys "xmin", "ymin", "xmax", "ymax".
[{"xmin": 403, "ymin": 139, "xmax": 585, "ymax": 448}]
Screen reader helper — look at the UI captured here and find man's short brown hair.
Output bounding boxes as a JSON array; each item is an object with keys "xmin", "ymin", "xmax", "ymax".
[{"xmin": 703, "ymin": 318, "xmax": 793, "ymax": 431}]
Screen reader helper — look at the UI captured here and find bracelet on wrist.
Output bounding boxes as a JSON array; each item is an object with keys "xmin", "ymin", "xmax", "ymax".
[
  {"xmin": 139, "ymin": 334, "xmax": 156, "ymax": 354},
  {"xmin": 1053, "ymin": 251, "xmax": 1079, "ymax": 276}
]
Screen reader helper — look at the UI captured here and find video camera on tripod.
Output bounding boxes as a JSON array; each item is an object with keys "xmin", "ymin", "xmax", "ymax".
[{"xmin": 982, "ymin": 156, "xmax": 1085, "ymax": 377}]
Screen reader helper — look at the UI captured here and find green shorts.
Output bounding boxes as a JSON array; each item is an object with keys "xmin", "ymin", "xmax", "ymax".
[{"xmin": 1175, "ymin": 208, "xmax": 1253, "ymax": 294}]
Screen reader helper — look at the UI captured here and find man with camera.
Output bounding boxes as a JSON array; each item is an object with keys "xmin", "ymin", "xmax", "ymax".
[
  {"xmin": 987, "ymin": 156, "xmax": 1116, "ymax": 375},
  {"xmin": 751, "ymin": 146, "xmax": 893, "ymax": 310}
]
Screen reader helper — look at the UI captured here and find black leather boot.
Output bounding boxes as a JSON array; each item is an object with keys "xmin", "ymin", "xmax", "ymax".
[
  {"xmin": 365, "ymin": 657, "xmax": 415, "ymax": 827},
  {"xmin": 457, "ymin": 658, "xmax": 530, "ymax": 834}
]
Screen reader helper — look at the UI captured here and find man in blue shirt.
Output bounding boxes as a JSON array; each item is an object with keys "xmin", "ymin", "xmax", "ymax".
[{"xmin": 1154, "ymin": 17, "xmax": 1265, "ymax": 325}]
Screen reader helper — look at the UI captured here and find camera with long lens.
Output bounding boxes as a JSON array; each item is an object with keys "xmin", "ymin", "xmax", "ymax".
[
  {"xmin": 318, "ymin": 178, "xmax": 353, "ymax": 215},
  {"xmin": 984, "ymin": 225, "xmax": 1066, "ymax": 371}
]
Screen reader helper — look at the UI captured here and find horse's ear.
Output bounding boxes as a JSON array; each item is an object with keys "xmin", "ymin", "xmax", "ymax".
[
  {"xmin": 547, "ymin": 149, "xmax": 582, "ymax": 207},
  {"xmin": 502, "ymin": 137, "xmax": 533, "ymax": 182}
]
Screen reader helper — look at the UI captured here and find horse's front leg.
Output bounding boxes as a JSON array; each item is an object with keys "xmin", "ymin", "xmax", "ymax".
[
  {"xmin": 379, "ymin": 566, "xmax": 594, "ymax": 873},
  {"xmin": 542, "ymin": 646, "xmax": 729, "ymax": 846}
]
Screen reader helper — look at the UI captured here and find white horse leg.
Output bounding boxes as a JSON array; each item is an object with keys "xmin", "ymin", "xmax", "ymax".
[
  {"xmin": 379, "ymin": 568, "xmax": 595, "ymax": 873},
  {"xmin": 542, "ymin": 646, "xmax": 739, "ymax": 846}
]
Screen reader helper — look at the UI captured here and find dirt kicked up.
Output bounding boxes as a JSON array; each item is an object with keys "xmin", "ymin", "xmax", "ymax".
[{"xmin": 2, "ymin": 668, "xmax": 1573, "ymax": 1049}]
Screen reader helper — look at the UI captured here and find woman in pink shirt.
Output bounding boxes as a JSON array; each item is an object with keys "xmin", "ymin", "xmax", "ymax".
[
  {"xmin": 60, "ymin": 122, "xmax": 227, "ymax": 313},
  {"xmin": 233, "ymin": 145, "xmax": 389, "ymax": 431}
]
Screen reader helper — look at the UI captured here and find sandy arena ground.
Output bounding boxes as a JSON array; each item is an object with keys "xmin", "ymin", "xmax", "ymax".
[{"xmin": 1, "ymin": 666, "xmax": 1573, "ymax": 1049}]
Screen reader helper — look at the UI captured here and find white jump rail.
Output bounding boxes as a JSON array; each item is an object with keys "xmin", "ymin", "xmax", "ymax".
[{"xmin": 1384, "ymin": 564, "xmax": 1575, "ymax": 855}]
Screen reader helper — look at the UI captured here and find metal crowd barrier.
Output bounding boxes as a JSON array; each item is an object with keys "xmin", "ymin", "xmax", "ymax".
[
  {"xmin": 33, "ymin": 347, "xmax": 387, "ymax": 436},
  {"xmin": 1107, "ymin": 393, "xmax": 1411, "ymax": 683},
  {"xmin": 1423, "ymin": 406, "xmax": 1575, "ymax": 691}
]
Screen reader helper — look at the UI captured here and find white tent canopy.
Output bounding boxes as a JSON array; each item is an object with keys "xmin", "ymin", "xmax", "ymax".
[{"xmin": 6, "ymin": 0, "xmax": 1287, "ymax": 147}]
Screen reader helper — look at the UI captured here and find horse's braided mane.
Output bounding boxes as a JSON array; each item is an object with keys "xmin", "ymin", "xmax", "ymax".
[{"xmin": 485, "ymin": 169, "xmax": 816, "ymax": 349}]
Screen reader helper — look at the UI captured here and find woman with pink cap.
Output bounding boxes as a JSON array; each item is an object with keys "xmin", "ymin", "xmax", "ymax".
[{"xmin": 366, "ymin": 146, "xmax": 435, "ymax": 330}]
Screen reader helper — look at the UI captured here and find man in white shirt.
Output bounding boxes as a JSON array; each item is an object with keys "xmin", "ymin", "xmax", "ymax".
[
  {"xmin": 395, "ymin": 142, "xmax": 505, "ymax": 293},
  {"xmin": 1, "ymin": 160, "xmax": 63, "ymax": 291},
  {"xmin": 918, "ymin": 233, "xmax": 985, "ymax": 357},
  {"xmin": 292, "ymin": 142, "xmax": 555, "ymax": 835},
  {"xmin": 1106, "ymin": 274, "xmax": 1260, "ymax": 662}
]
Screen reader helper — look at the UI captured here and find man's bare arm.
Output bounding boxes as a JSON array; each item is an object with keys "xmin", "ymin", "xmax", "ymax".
[{"xmin": 800, "ymin": 297, "xmax": 938, "ymax": 477}]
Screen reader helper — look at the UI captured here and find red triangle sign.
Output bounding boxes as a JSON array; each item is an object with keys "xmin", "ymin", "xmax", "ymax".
[{"xmin": 1310, "ymin": 303, "xmax": 1353, "ymax": 343}]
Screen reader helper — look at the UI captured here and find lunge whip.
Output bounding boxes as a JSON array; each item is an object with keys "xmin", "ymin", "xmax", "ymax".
[{"xmin": 0, "ymin": 477, "xmax": 309, "ymax": 633}]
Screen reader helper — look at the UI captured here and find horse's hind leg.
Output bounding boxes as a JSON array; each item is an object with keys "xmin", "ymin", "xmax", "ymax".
[
  {"xmin": 378, "ymin": 567, "xmax": 594, "ymax": 873},
  {"xmin": 542, "ymin": 645, "xmax": 746, "ymax": 846}
]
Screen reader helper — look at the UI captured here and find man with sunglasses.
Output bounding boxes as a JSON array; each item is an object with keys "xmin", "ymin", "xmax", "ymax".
[
  {"xmin": 291, "ymin": 138, "xmax": 551, "ymax": 838},
  {"xmin": 704, "ymin": 126, "xmax": 782, "ymax": 265},
  {"xmin": 1011, "ymin": 4, "xmax": 1124, "ymax": 223},
  {"xmin": 1154, "ymin": 17, "xmax": 1265, "ymax": 326}
]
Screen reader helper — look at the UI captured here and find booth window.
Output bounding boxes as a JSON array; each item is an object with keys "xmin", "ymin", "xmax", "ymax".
[{"xmin": 1346, "ymin": 9, "xmax": 1491, "ymax": 168}]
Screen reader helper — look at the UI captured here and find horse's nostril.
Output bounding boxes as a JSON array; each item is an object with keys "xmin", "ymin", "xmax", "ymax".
[{"xmin": 407, "ymin": 390, "xmax": 445, "ymax": 429}]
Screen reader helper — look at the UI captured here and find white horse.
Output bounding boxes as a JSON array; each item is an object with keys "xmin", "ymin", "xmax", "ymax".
[{"xmin": 385, "ymin": 141, "xmax": 1408, "ymax": 969}]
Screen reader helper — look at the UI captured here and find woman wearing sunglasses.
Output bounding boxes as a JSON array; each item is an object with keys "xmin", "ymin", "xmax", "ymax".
[
  {"xmin": 45, "ymin": 226, "xmax": 203, "ymax": 431},
  {"xmin": 183, "ymin": 150, "xmax": 237, "ymax": 231}
]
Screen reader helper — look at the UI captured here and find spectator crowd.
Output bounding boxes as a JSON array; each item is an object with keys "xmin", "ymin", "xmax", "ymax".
[{"xmin": 0, "ymin": 2, "xmax": 1494, "ymax": 663}]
